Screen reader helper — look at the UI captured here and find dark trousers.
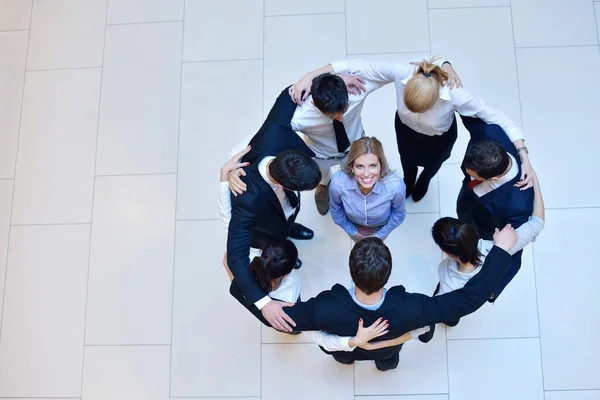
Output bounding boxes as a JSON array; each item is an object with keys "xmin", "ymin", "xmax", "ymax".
[
  {"xmin": 328, "ymin": 345, "xmax": 402, "ymax": 371},
  {"xmin": 394, "ymin": 111, "xmax": 458, "ymax": 188},
  {"xmin": 419, "ymin": 283, "xmax": 459, "ymax": 343}
]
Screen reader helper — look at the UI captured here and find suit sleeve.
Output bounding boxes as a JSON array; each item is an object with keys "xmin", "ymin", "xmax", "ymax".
[
  {"xmin": 226, "ymin": 189, "xmax": 268, "ymax": 304},
  {"xmin": 420, "ymin": 246, "xmax": 512, "ymax": 325},
  {"xmin": 264, "ymin": 86, "xmax": 298, "ymax": 127},
  {"xmin": 283, "ymin": 293, "xmax": 332, "ymax": 331}
]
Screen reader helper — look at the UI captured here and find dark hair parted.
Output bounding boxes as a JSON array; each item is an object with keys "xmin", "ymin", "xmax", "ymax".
[
  {"xmin": 311, "ymin": 73, "xmax": 349, "ymax": 116},
  {"xmin": 269, "ymin": 150, "xmax": 322, "ymax": 191},
  {"xmin": 431, "ymin": 217, "xmax": 481, "ymax": 266},
  {"xmin": 464, "ymin": 141, "xmax": 510, "ymax": 179},
  {"xmin": 349, "ymin": 237, "xmax": 392, "ymax": 295},
  {"xmin": 249, "ymin": 240, "xmax": 298, "ymax": 293}
]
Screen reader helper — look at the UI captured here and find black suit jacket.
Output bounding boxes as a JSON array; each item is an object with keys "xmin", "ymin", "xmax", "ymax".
[
  {"xmin": 226, "ymin": 87, "xmax": 315, "ymax": 305},
  {"xmin": 457, "ymin": 116, "xmax": 534, "ymax": 240},
  {"xmin": 284, "ymin": 246, "xmax": 512, "ymax": 360}
]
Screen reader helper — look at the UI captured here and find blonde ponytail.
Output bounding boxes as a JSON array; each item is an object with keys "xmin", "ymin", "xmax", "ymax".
[{"xmin": 404, "ymin": 56, "xmax": 448, "ymax": 113}]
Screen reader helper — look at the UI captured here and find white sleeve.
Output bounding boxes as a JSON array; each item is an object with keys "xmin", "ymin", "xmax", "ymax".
[
  {"xmin": 508, "ymin": 216, "xmax": 545, "ymax": 255},
  {"xmin": 330, "ymin": 59, "xmax": 413, "ymax": 85},
  {"xmin": 308, "ymin": 331, "xmax": 356, "ymax": 352},
  {"xmin": 218, "ymin": 182, "xmax": 232, "ymax": 230},
  {"xmin": 452, "ymin": 88, "xmax": 524, "ymax": 142}
]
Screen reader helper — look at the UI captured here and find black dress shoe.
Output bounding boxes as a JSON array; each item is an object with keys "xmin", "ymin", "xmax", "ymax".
[
  {"xmin": 294, "ymin": 258, "xmax": 302, "ymax": 269},
  {"xmin": 411, "ymin": 174, "xmax": 431, "ymax": 202},
  {"xmin": 418, "ymin": 323, "xmax": 435, "ymax": 343},
  {"xmin": 289, "ymin": 222, "xmax": 314, "ymax": 240}
]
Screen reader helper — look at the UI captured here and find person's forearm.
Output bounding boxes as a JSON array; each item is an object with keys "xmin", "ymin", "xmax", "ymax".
[
  {"xmin": 361, "ymin": 333, "xmax": 411, "ymax": 350},
  {"xmin": 532, "ymin": 179, "xmax": 545, "ymax": 220},
  {"xmin": 302, "ymin": 64, "xmax": 334, "ymax": 82},
  {"xmin": 513, "ymin": 139, "xmax": 530, "ymax": 165}
]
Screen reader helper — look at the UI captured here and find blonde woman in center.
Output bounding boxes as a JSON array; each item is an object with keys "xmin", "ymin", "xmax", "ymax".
[{"xmin": 329, "ymin": 136, "xmax": 406, "ymax": 242}]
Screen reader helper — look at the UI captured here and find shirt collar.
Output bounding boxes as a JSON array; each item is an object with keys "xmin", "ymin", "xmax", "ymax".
[
  {"xmin": 345, "ymin": 172, "xmax": 384, "ymax": 195},
  {"xmin": 400, "ymin": 75, "xmax": 452, "ymax": 101},
  {"xmin": 493, "ymin": 153, "xmax": 519, "ymax": 186},
  {"xmin": 258, "ymin": 156, "xmax": 277, "ymax": 189}
]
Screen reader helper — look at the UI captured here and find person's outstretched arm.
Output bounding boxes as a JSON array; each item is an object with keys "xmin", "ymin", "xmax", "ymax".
[{"xmin": 308, "ymin": 318, "xmax": 389, "ymax": 352}]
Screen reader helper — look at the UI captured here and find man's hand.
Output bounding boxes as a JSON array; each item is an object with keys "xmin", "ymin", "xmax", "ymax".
[
  {"xmin": 493, "ymin": 224, "xmax": 518, "ymax": 252},
  {"xmin": 289, "ymin": 76, "xmax": 313, "ymax": 104},
  {"xmin": 515, "ymin": 158, "xmax": 535, "ymax": 191},
  {"xmin": 261, "ymin": 301, "xmax": 296, "ymax": 332},
  {"xmin": 338, "ymin": 74, "xmax": 366, "ymax": 96},
  {"xmin": 349, "ymin": 317, "xmax": 389, "ymax": 348},
  {"xmin": 441, "ymin": 63, "xmax": 462, "ymax": 89}
]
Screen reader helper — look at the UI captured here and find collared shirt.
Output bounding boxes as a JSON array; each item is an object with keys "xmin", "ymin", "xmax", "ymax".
[
  {"xmin": 290, "ymin": 77, "xmax": 385, "ymax": 159},
  {"xmin": 258, "ymin": 156, "xmax": 295, "ymax": 220},
  {"xmin": 437, "ymin": 216, "xmax": 544, "ymax": 295},
  {"xmin": 330, "ymin": 59, "xmax": 524, "ymax": 142},
  {"xmin": 472, "ymin": 154, "xmax": 519, "ymax": 197},
  {"xmin": 329, "ymin": 170, "xmax": 407, "ymax": 239}
]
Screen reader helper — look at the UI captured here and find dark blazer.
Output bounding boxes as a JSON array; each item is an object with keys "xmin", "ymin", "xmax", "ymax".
[
  {"xmin": 457, "ymin": 116, "xmax": 534, "ymax": 240},
  {"xmin": 284, "ymin": 246, "xmax": 512, "ymax": 361},
  {"xmin": 226, "ymin": 87, "xmax": 315, "ymax": 305}
]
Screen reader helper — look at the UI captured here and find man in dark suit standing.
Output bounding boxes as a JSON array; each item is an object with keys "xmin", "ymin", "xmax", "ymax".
[
  {"xmin": 282, "ymin": 227, "xmax": 516, "ymax": 370},
  {"xmin": 225, "ymin": 87, "xmax": 322, "ymax": 332},
  {"xmin": 457, "ymin": 116, "xmax": 535, "ymax": 300}
]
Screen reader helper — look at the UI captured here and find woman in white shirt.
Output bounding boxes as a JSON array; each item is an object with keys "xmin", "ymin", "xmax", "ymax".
[
  {"xmin": 290, "ymin": 58, "xmax": 535, "ymax": 203},
  {"xmin": 418, "ymin": 172, "xmax": 545, "ymax": 343}
]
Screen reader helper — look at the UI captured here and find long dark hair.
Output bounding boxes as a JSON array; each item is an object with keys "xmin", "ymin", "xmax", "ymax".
[
  {"xmin": 249, "ymin": 240, "xmax": 298, "ymax": 293},
  {"xmin": 431, "ymin": 217, "xmax": 481, "ymax": 265}
]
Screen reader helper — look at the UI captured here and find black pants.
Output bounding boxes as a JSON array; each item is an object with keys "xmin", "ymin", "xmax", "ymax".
[
  {"xmin": 394, "ymin": 112, "xmax": 458, "ymax": 188},
  {"xmin": 329, "ymin": 345, "xmax": 402, "ymax": 371},
  {"xmin": 419, "ymin": 283, "xmax": 459, "ymax": 343}
]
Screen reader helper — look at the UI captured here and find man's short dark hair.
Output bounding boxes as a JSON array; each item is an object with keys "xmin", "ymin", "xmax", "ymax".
[
  {"xmin": 269, "ymin": 150, "xmax": 321, "ymax": 191},
  {"xmin": 311, "ymin": 73, "xmax": 349, "ymax": 116},
  {"xmin": 349, "ymin": 237, "xmax": 392, "ymax": 295},
  {"xmin": 464, "ymin": 141, "xmax": 510, "ymax": 179}
]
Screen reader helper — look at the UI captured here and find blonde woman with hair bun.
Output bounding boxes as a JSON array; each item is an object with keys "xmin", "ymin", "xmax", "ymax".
[{"xmin": 325, "ymin": 57, "xmax": 535, "ymax": 202}]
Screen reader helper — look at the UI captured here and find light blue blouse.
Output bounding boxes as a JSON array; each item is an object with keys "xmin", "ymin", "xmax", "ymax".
[{"xmin": 328, "ymin": 170, "xmax": 407, "ymax": 239}]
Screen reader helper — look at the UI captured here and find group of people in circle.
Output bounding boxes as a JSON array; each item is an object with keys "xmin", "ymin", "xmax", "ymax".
[{"xmin": 217, "ymin": 56, "xmax": 545, "ymax": 370}]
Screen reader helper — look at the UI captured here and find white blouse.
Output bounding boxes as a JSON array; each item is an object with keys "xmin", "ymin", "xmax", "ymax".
[{"xmin": 330, "ymin": 59, "xmax": 524, "ymax": 142}]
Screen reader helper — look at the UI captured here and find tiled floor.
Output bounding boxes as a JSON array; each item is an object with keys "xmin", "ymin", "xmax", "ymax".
[{"xmin": 0, "ymin": 0, "xmax": 599, "ymax": 399}]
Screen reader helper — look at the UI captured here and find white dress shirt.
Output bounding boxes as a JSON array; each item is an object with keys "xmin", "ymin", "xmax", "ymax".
[
  {"xmin": 330, "ymin": 59, "xmax": 524, "ymax": 142},
  {"xmin": 258, "ymin": 156, "xmax": 296, "ymax": 220},
  {"xmin": 290, "ymin": 77, "xmax": 385, "ymax": 159},
  {"xmin": 472, "ymin": 154, "xmax": 519, "ymax": 197}
]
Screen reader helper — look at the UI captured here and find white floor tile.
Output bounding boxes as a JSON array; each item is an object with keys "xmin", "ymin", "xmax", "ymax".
[
  {"xmin": 183, "ymin": 0, "xmax": 263, "ymax": 62},
  {"xmin": 437, "ymin": 164, "xmax": 462, "ymax": 219},
  {"xmin": 171, "ymin": 221, "xmax": 261, "ymax": 397},
  {"xmin": 385, "ymin": 213, "xmax": 441, "ymax": 295},
  {"xmin": 82, "ymin": 346, "xmax": 170, "ymax": 400},
  {"xmin": 534, "ymin": 209, "xmax": 600, "ymax": 390},
  {"xmin": 107, "ymin": 0, "xmax": 184, "ymax": 24},
  {"xmin": 596, "ymin": 3, "xmax": 600, "ymax": 45},
  {"xmin": 355, "ymin": 328, "xmax": 448, "ymax": 395},
  {"xmin": 26, "ymin": 0, "xmax": 106, "ymax": 70},
  {"xmin": 0, "ymin": 225, "xmax": 89, "ymax": 397},
  {"xmin": 263, "ymin": 13, "xmax": 345, "ymax": 117},
  {"xmin": 0, "ymin": 31, "xmax": 27, "ymax": 178},
  {"xmin": 346, "ymin": 0, "xmax": 429, "ymax": 55},
  {"xmin": 516, "ymin": 46, "xmax": 600, "ymax": 208},
  {"xmin": 262, "ymin": 343, "xmax": 354, "ymax": 400},
  {"xmin": 430, "ymin": 7, "xmax": 521, "ymax": 164},
  {"xmin": 174, "ymin": 398, "xmax": 258, "ymax": 400},
  {"xmin": 85, "ymin": 175, "xmax": 176, "ymax": 345},
  {"xmin": 358, "ymin": 397, "xmax": 447, "ymax": 400},
  {"xmin": 511, "ymin": 0, "xmax": 598, "ymax": 47},
  {"xmin": 446, "ymin": 249, "xmax": 539, "ymax": 339},
  {"xmin": 429, "ymin": 0, "xmax": 508, "ymax": 7},
  {"xmin": 0, "ymin": 180, "xmax": 13, "ymax": 326},
  {"xmin": 177, "ymin": 60, "xmax": 262, "ymax": 220},
  {"xmin": 545, "ymin": 391, "xmax": 600, "ymax": 400},
  {"xmin": 11, "ymin": 69, "xmax": 100, "ymax": 225},
  {"xmin": 96, "ymin": 22, "xmax": 182, "ymax": 175},
  {"xmin": 447, "ymin": 338, "xmax": 544, "ymax": 400},
  {"xmin": 265, "ymin": 0, "xmax": 344, "ymax": 16},
  {"xmin": 0, "ymin": 0, "xmax": 32, "ymax": 31}
]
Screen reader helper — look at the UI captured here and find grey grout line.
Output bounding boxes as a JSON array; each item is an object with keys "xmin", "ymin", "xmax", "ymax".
[
  {"xmin": 544, "ymin": 389, "xmax": 600, "ymax": 392},
  {"xmin": 516, "ymin": 44, "xmax": 599, "ymax": 49},
  {"xmin": 0, "ymin": 28, "xmax": 30, "ymax": 32},
  {"xmin": 347, "ymin": 49, "xmax": 430, "ymax": 56},
  {"xmin": 354, "ymin": 395, "xmax": 449, "ymax": 398},
  {"xmin": 531, "ymin": 242, "xmax": 547, "ymax": 390},
  {"xmin": 260, "ymin": 0, "xmax": 266, "ymax": 398},
  {"xmin": 447, "ymin": 336, "xmax": 540, "ymax": 341},
  {"xmin": 594, "ymin": 2, "xmax": 600, "ymax": 49},
  {"xmin": 11, "ymin": 222, "xmax": 91, "ymax": 227},
  {"xmin": 183, "ymin": 57, "xmax": 263, "ymax": 64},
  {"xmin": 26, "ymin": 65, "xmax": 102, "ymax": 72},
  {"xmin": 507, "ymin": 0, "xmax": 524, "ymax": 129},
  {"xmin": 264, "ymin": 12, "xmax": 345, "ymax": 18},
  {"xmin": 426, "ymin": 0, "xmax": 433, "ymax": 53},
  {"xmin": 429, "ymin": 5, "xmax": 509, "ymax": 10},
  {"xmin": 344, "ymin": 0, "xmax": 348, "ymax": 57},
  {"xmin": 95, "ymin": 172, "xmax": 177, "ymax": 178},
  {"xmin": 79, "ymin": 0, "xmax": 109, "ymax": 395},
  {"xmin": 169, "ymin": 397, "xmax": 261, "ymax": 399},
  {"xmin": 0, "ymin": 178, "xmax": 13, "ymax": 180},
  {"xmin": 106, "ymin": 19, "xmax": 183, "ymax": 26},
  {"xmin": 0, "ymin": 0, "xmax": 35, "ymax": 343},
  {"xmin": 168, "ymin": 0, "xmax": 186, "ymax": 397},
  {"xmin": 85, "ymin": 343, "xmax": 170, "ymax": 347}
]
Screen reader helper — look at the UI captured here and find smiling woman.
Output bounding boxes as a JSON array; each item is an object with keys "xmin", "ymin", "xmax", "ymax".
[{"xmin": 329, "ymin": 137, "xmax": 407, "ymax": 242}]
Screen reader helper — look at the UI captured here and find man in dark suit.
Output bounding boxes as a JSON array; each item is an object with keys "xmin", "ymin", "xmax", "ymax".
[
  {"xmin": 282, "ymin": 228, "xmax": 516, "ymax": 370},
  {"xmin": 226, "ymin": 87, "xmax": 322, "ymax": 332},
  {"xmin": 457, "ymin": 116, "xmax": 535, "ymax": 299}
]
